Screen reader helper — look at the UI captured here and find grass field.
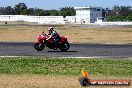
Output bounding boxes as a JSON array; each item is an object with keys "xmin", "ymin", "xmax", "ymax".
[
  {"xmin": 0, "ymin": 57, "xmax": 131, "ymax": 88},
  {"xmin": 0, "ymin": 22, "xmax": 132, "ymax": 44},
  {"xmin": 0, "ymin": 57, "xmax": 132, "ymax": 76}
]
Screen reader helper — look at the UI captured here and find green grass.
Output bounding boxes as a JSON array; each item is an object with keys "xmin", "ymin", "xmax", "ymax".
[{"xmin": 0, "ymin": 57, "xmax": 132, "ymax": 77}]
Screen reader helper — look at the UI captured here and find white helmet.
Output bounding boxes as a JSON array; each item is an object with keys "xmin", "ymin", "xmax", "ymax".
[{"xmin": 48, "ymin": 27, "xmax": 53, "ymax": 31}]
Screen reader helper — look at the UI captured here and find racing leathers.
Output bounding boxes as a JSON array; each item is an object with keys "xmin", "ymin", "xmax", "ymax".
[{"xmin": 47, "ymin": 30, "xmax": 60, "ymax": 45}]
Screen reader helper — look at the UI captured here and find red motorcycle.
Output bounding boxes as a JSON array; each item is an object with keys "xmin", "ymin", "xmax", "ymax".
[{"xmin": 34, "ymin": 33, "xmax": 70, "ymax": 52}]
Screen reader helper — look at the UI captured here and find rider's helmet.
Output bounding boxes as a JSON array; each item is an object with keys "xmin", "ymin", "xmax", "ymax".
[{"xmin": 48, "ymin": 27, "xmax": 54, "ymax": 31}]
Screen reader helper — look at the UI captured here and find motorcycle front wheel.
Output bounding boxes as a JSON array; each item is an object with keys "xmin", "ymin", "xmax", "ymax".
[
  {"xmin": 59, "ymin": 42, "xmax": 70, "ymax": 52},
  {"xmin": 34, "ymin": 43, "xmax": 45, "ymax": 51}
]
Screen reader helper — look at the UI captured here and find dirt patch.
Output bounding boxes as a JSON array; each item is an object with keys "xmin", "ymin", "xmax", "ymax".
[{"xmin": 0, "ymin": 75, "xmax": 131, "ymax": 88}]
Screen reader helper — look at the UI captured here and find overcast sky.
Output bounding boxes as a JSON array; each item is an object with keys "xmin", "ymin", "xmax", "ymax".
[{"xmin": 0, "ymin": 0, "xmax": 132, "ymax": 9}]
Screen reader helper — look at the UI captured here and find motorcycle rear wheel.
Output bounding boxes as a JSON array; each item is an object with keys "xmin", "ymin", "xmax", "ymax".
[{"xmin": 34, "ymin": 43, "xmax": 45, "ymax": 51}]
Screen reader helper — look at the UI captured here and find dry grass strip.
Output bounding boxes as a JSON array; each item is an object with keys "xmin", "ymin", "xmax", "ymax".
[
  {"xmin": 0, "ymin": 24, "xmax": 132, "ymax": 44},
  {"xmin": 0, "ymin": 75, "xmax": 131, "ymax": 88}
]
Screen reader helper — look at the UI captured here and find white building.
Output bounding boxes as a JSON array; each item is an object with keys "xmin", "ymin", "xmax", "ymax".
[{"xmin": 74, "ymin": 7, "xmax": 103, "ymax": 24}]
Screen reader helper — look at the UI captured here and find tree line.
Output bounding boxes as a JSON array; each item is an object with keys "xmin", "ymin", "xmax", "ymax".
[
  {"xmin": 0, "ymin": 3, "xmax": 75, "ymax": 17},
  {"xmin": 105, "ymin": 5, "xmax": 132, "ymax": 21},
  {"xmin": 0, "ymin": 3, "xmax": 132, "ymax": 21}
]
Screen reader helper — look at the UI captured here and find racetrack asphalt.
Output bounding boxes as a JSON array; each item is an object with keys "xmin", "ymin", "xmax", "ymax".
[{"xmin": 0, "ymin": 42, "xmax": 132, "ymax": 57}]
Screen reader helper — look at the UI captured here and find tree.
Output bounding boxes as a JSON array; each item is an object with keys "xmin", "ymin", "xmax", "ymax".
[
  {"xmin": 102, "ymin": 9, "xmax": 106, "ymax": 18},
  {"xmin": 50, "ymin": 9, "xmax": 59, "ymax": 16},
  {"xmin": 14, "ymin": 3, "xmax": 27, "ymax": 15},
  {"xmin": 125, "ymin": 15, "xmax": 132, "ymax": 21},
  {"xmin": 4, "ymin": 6, "xmax": 15, "ymax": 15},
  {"xmin": 59, "ymin": 7, "xmax": 75, "ymax": 17},
  {"xmin": 106, "ymin": 6, "xmax": 132, "ymax": 21},
  {"xmin": 0, "ymin": 7, "xmax": 5, "ymax": 15},
  {"xmin": 21, "ymin": 8, "xmax": 35, "ymax": 15}
]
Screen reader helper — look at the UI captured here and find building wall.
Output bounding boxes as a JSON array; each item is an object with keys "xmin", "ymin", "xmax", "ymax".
[
  {"xmin": 0, "ymin": 15, "xmax": 25, "ymax": 21},
  {"xmin": 95, "ymin": 22, "xmax": 132, "ymax": 25},
  {"xmin": 75, "ymin": 9, "xmax": 90, "ymax": 24},
  {"xmin": 0, "ymin": 15, "xmax": 65, "ymax": 24},
  {"xmin": 74, "ymin": 7, "xmax": 103, "ymax": 24},
  {"xmin": 90, "ymin": 8, "xmax": 102, "ymax": 23},
  {"xmin": 65, "ymin": 16, "xmax": 76, "ymax": 24}
]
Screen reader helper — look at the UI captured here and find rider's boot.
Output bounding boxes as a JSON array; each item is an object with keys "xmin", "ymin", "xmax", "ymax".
[{"xmin": 54, "ymin": 42, "xmax": 59, "ymax": 50}]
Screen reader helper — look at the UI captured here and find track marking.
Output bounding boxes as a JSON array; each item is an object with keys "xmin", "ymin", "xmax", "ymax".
[
  {"xmin": 60, "ymin": 56, "xmax": 113, "ymax": 58},
  {"xmin": 0, "ymin": 56, "xmax": 131, "ymax": 59},
  {"xmin": 0, "ymin": 56, "xmax": 111, "ymax": 58},
  {"xmin": 0, "ymin": 56, "xmax": 26, "ymax": 57}
]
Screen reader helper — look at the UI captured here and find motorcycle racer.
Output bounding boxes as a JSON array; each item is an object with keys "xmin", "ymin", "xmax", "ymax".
[{"xmin": 47, "ymin": 27, "xmax": 61, "ymax": 46}]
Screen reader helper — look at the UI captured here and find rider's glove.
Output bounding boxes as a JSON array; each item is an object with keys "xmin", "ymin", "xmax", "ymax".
[{"xmin": 46, "ymin": 38, "xmax": 49, "ymax": 41}]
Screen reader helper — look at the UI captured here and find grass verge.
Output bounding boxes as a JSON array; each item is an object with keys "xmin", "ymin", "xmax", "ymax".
[
  {"xmin": 0, "ymin": 57, "xmax": 132, "ymax": 77},
  {"xmin": 0, "ymin": 57, "xmax": 132, "ymax": 88}
]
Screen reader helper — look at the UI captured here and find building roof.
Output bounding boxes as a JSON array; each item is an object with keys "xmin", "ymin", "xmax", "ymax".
[{"xmin": 74, "ymin": 7, "xmax": 103, "ymax": 10}]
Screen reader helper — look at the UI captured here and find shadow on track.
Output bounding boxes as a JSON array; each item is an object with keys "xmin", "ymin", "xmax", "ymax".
[{"xmin": 48, "ymin": 51, "xmax": 77, "ymax": 52}]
